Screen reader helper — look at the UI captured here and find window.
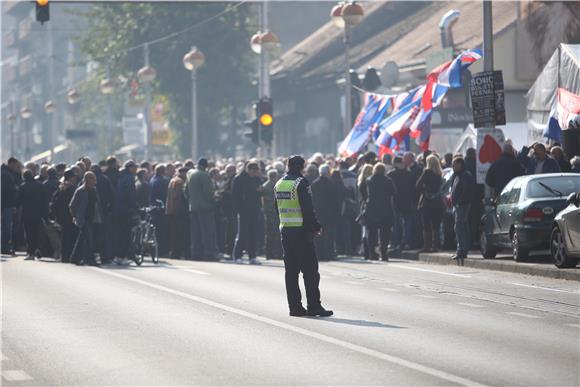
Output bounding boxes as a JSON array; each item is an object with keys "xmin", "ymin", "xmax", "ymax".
[
  {"xmin": 497, "ymin": 180, "xmax": 516, "ymax": 205},
  {"xmin": 527, "ymin": 176, "xmax": 580, "ymax": 198}
]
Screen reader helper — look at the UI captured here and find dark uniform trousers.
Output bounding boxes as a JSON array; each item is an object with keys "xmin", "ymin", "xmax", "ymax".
[{"xmin": 281, "ymin": 228, "xmax": 321, "ymax": 310}]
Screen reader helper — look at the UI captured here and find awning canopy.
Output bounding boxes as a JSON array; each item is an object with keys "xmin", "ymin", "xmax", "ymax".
[{"xmin": 527, "ymin": 44, "xmax": 580, "ymax": 130}]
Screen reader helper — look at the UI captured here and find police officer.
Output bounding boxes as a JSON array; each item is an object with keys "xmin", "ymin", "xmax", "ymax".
[{"xmin": 275, "ymin": 155, "xmax": 333, "ymax": 317}]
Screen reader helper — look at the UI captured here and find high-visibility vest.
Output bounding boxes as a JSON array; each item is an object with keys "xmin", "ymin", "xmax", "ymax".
[{"xmin": 274, "ymin": 177, "xmax": 304, "ymax": 229}]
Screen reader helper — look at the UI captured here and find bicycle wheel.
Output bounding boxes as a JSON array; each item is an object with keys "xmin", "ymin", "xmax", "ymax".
[
  {"xmin": 132, "ymin": 227, "xmax": 144, "ymax": 266},
  {"xmin": 149, "ymin": 226, "xmax": 159, "ymax": 264}
]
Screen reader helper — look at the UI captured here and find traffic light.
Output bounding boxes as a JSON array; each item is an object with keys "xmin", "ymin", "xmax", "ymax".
[
  {"xmin": 257, "ymin": 98, "xmax": 273, "ymax": 145},
  {"xmin": 36, "ymin": 0, "xmax": 50, "ymax": 24}
]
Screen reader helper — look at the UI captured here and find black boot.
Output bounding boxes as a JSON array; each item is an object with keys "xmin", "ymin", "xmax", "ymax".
[
  {"xmin": 289, "ymin": 305, "xmax": 308, "ymax": 317},
  {"xmin": 307, "ymin": 305, "xmax": 333, "ymax": 317}
]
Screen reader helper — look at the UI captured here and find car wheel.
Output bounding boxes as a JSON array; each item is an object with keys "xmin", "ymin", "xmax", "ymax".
[
  {"xmin": 551, "ymin": 227, "xmax": 579, "ymax": 269},
  {"xmin": 480, "ymin": 230, "xmax": 497, "ymax": 259},
  {"xmin": 511, "ymin": 229, "xmax": 529, "ymax": 262}
]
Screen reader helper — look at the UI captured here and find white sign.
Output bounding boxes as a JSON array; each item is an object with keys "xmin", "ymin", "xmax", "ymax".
[{"xmin": 476, "ymin": 128, "xmax": 505, "ymax": 184}]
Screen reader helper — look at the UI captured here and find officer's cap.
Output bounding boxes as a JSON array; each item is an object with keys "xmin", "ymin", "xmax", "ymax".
[{"xmin": 287, "ymin": 155, "xmax": 305, "ymax": 169}]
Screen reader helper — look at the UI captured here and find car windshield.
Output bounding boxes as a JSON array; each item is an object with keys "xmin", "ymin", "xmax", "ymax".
[{"xmin": 526, "ymin": 176, "xmax": 580, "ymax": 198}]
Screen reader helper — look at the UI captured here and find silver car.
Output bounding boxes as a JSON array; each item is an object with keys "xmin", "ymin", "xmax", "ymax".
[{"xmin": 551, "ymin": 192, "xmax": 580, "ymax": 268}]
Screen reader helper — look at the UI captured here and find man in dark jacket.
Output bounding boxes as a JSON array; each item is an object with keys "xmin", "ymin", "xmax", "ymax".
[
  {"xmin": 311, "ymin": 165, "xmax": 340, "ymax": 261},
  {"xmin": 1, "ymin": 158, "xmax": 20, "ymax": 254},
  {"xmin": 403, "ymin": 152, "xmax": 423, "ymax": 248},
  {"xmin": 104, "ymin": 156, "xmax": 120, "ymax": 190},
  {"xmin": 69, "ymin": 171, "xmax": 101, "ymax": 266},
  {"xmin": 232, "ymin": 162, "xmax": 263, "ymax": 264},
  {"xmin": 50, "ymin": 169, "xmax": 79, "ymax": 263},
  {"xmin": 275, "ymin": 155, "xmax": 332, "ymax": 317},
  {"xmin": 19, "ymin": 169, "xmax": 48, "ymax": 260},
  {"xmin": 135, "ymin": 169, "xmax": 150, "ymax": 208},
  {"xmin": 526, "ymin": 143, "xmax": 561, "ymax": 174},
  {"xmin": 365, "ymin": 163, "xmax": 395, "ymax": 261},
  {"xmin": 451, "ymin": 157, "xmax": 476, "ymax": 263},
  {"xmin": 149, "ymin": 164, "xmax": 170, "ymax": 256},
  {"xmin": 486, "ymin": 144, "xmax": 525, "ymax": 198},
  {"xmin": 388, "ymin": 157, "xmax": 415, "ymax": 253},
  {"xmin": 113, "ymin": 160, "xmax": 138, "ymax": 260},
  {"xmin": 90, "ymin": 165, "xmax": 115, "ymax": 264}
]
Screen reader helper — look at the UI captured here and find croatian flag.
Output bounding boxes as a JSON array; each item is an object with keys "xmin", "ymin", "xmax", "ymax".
[
  {"xmin": 544, "ymin": 88, "xmax": 580, "ymax": 141},
  {"xmin": 339, "ymin": 94, "xmax": 391, "ymax": 156},
  {"xmin": 422, "ymin": 49, "xmax": 482, "ymax": 111}
]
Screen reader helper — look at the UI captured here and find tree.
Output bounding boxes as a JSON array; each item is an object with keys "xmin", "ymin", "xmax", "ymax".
[{"xmin": 77, "ymin": 2, "xmax": 257, "ymax": 158}]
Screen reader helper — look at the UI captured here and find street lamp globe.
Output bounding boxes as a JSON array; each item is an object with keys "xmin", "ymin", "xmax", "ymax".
[
  {"xmin": 44, "ymin": 100, "xmax": 56, "ymax": 113},
  {"xmin": 100, "ymin": 78, "xmax": 116, "ymax": 95},
  {"xmin": 137, "ymin": 65, "xmax": 157, "ymax": 83},
  {"xmin": 183, "ymin": 47, "xmax": 205, "ymax": 72},
  {"xmin": 20, "ymin": 106, "xmax": 32, "ymax": 120},
  {"xmin": 67, "ymin": 89, "xmax": 80, "ymax": 105},
  {"xmin": 259, "ymin": 31, "xmax": 279, "ymax": 52},
  {"xmin": 330, "ymin": 3, "xmax": 345, "ymax": 28},
  {"xmin": 341, "ymin": 2, "xmax": 364, "ymax": 27},
  {"xmin": 250, "ymin": 32, "xmax": 262, "ymax": 54}
]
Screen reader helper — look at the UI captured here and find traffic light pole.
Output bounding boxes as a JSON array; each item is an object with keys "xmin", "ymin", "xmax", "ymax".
[
  {"xmin": 483, "ymin": 0, "xmax": 495, "ymax": 237},
  {"xmin": 258, "ymin": 1, "xmax": 270, "ymax": 158},
  {"xmin": 48, "ymin": 19, "xmax": 55, "ymax": 162},
  {"xmin": 191, "ymin": 66, "xmax": 198, "ymax": 160},
  {"xmin": 344, "ymin": 22, "xmax": 352, "ymax": 136},
  {"xmin": 144, "ymin": 43, "xmax": 152, "ymax": 161}
]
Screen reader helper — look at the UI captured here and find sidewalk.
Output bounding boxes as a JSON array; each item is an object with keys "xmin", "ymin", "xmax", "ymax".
[{"xmin": 395, "ymin": 250, "xmax": 580, "ymax": 281}]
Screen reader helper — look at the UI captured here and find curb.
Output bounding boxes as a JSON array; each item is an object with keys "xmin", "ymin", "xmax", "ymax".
[{"xmin": 397, "ymin": 250, "xmax": 580, "ymax": 282}]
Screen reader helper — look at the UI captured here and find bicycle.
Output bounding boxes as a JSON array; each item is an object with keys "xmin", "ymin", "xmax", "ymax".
[{"xmin": 129, "ymin": 204, "xmax": 161, "ymax": 266}]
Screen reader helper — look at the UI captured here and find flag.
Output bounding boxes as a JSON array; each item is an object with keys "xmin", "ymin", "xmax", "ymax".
[
  {"xmin": 544, "ymin": 88, "xmax": 580, "ymax": 141},
  {"xmin": 422, "ymin": 49, "xmax": 482, "ymax": 111},
  {"xmin": 338, "ymin": 94, "xmax": 391, "ymax": 157},
  {"xmin": 375, "ymin": 100, "xmax": 421, "ymax": 150}
]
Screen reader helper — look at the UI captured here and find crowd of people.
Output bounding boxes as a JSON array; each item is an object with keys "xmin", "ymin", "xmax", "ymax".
[{"xmin": 1, "ymin": 140, "xmax": 578, "ymax": 266}]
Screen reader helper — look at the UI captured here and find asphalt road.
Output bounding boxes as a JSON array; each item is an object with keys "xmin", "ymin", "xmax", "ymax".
[{"xmin": 2, "ymin": 255, "xmax": 579, "ymax": 386}]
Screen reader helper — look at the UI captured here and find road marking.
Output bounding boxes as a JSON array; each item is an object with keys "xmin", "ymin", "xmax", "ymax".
[
  {"xmin": 506, "ymin": 312, "xmax": 540, "ymax": 319},
  {"xmin": 162, "ymin": 265, "xmax": 210, "ymax": 275},
  {"xmin": 565, "ymin": 324, "xmax": 580, "ymax": 328},
  {"xmin": 378, "ymin": 287, "xmax": 400, "ymax": 292},
  {"xmin": 414, "ymin": 294, "xmax": 436, "ymax": 299},
  {"xmin": 2, "ymin": 370, "xmax": 32, "ymax": 381},
  {"xmin": 95, "ymin": 268, "xmax": 487, "ymax": 387},
  {"xmin": 182, "ymin": 269, "xmax": 210, "ymax": 276},
  {"xmin": 388, "ymin": 264, "xmax": 472, "ymax": 278},
  {"xmin": 457, "ymin": 302, "xmax": 484, "ymax": 308},
  {"xmin": 511, "ymin": 282, "xmax": 577, "ymax": 294},
  {"xmin": 344, "ymin": 281, "xmax": 363, "ymax": 285}
]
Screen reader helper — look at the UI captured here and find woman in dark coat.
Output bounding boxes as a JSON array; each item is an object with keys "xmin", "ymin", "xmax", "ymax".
[
  {"xmin": 416, "ymin": 155, "xmax": 444, "ymax": 252},
  {"xmin": 357, "ymin": 164, "xmax": 374, "ymax": 259},
  {"xmin": 50, "ymin": 170, "xmax": 79, "ymax": 263},
  {"xmin": 365, "ymin": 163, "xmax": 395, "ymax": 261}
]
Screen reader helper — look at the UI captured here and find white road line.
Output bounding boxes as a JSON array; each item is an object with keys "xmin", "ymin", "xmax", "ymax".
[
  {"xmin": 378, "ymin": 287, "xmax": 400, "ymax": 292},
  {"xmin": 565, "ymin": 324, "xmax": 580, "ymax": 328},
  {"xmin": 414, "ymin": 294, "xmax": 436, "ymax": 299},
  {"xmin": 94, "ymin": 268, "xmax": 487, "ymax": 387},
  {"xmin": 344, "ymin": 281, "xmax": 363, "ymax": 285},
  {"xmin": 388, "ymin": 264, "xmax": 472, "ymax": 278},
  {"xmin": 511, "ymin": 282, "xmax": 577, "ymax": 294},
  {"xmin": 2, "ymin": 370, "xmax": 33, "ymax": 381},
  {"xmin": 457, "ymin": 302, "xmax": 484, "ymax": 308},
  {"xmin": 506, "ymin": 312, "xmax": 540, "ymax": 319},
  {"xmin": 182, "ymin": 269, "xmax": 210, "ymax": 276},
  {"xmin": 161, "ymin": 265, "xmax": 210, "ymax": 275}
]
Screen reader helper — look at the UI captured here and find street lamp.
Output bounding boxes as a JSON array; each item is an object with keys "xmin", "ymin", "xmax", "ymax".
[
  {"xmin": 330, "ymin": 1, "xmax": 364, "ymax": 135},
  {"xmin": 67, "ymin": 88, "xmax": 80, "ymax": 105},
  {"xmin": 100, "ymin": 69, "xmax": 116, "ymax": 156},
  {"xmin": 44, "ymin": 100, "xmax": 56, "ymax": 114},
  {"xmin": 250, "ymin": 32, "xmax": 262, "ymax": 54},
  {"xmin": 259, "ymin": 31, "xmax": 279, "ymax": 52},
  {"xmin": 183, "ymin": 46, "xmax": 205, "ymax": 159},
  {"xmin": 20, "ymin": 106, "xmax": 32, "ymax": 160},
  {"xmin": 138, "ymin": 43, "xmax": 156, "ymax": 161}
]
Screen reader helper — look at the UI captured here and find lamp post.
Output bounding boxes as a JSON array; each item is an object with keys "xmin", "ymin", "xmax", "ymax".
[
  {"xmin": 183, "ymin": 46, "xmax": 205, "ymax": 159},
  {"xmin": 331, "ymin": 1, "xmax": 364, "ymax": 135},
  {"xmin": 7, "ymin": 110, "xmax": 16, "ymax": 158},
  {"xmin": 138, "ymin": 43, "xmax": 156, "ymax": 161},
  {"xmin": 44, "ymin": 100, "xmax": 56, "ymax": 161},
  {"xmin": 20, "ymin": 106, "xmax": 32, "ymax": 161},
  {"xmin": 100, "ymin": 65, "xmax": 116, "ymax": 156}
]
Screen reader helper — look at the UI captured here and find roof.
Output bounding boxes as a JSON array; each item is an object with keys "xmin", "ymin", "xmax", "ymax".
[{"xmin": 361, "ymin": 1, "xmax": 518, "ymax": 71}]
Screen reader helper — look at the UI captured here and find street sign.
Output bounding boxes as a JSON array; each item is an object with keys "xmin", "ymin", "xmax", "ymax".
[
  {"xmin": 476, "ymin": 128, "xmax": 505, "ymax": 184},
  {"xmin": 470, "ymin": 70, "xmax": 506, "ymax": 128}
]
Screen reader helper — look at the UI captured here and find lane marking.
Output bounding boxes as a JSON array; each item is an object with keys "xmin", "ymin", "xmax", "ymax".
[
  {"xmin": 2, "ymin": 370, "xmax": 33, "ymax": 381},
  {"xmin": 388, "ymin": 264, "xmax": 472, "ymax": 278},
  {"xmin": 378, "ymin": 287, "xmax": 400, "ymax": 292},
  {"xmin": 344, "ymin": 281, "xmax": 363, "ymax": 285},
  {"xmin": 94, "ymin": 268, "xmax": 487, "ymax": 387},
  {"xmin": 413, "ymin": 294, "xmax": 436, "ymax": 299},
  {"xmin": 511, "ymin": 282, "xmax": 577, "ymax": 294},
  {"xmin": 182, "ymin": 269, "xmax": 210, "ymax": 276},
  {"xmin": 457, "ymin": 302, "xmax": 484, "ymax": 308},
  {"xmin": 506, "ymin": 312, "xmax": 540, "ymax": 319},
  {"xmin": 161, "ymin": 265, "xmax": 210, "ymax": 276}
]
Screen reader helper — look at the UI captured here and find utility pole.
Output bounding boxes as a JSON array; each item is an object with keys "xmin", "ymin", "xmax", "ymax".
[
  {"xmin": 144, "ymin": 43, "xmax": 152, "ymax": 161},
  {"xmin": 344, "ymin": 21, "xmax": 352, "ymax": 136},
  {"xmin": 48, "ymin": 19, "xmax": 55, "ymax": 162}
]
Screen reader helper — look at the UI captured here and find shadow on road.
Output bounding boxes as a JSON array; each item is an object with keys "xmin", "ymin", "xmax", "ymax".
[{"xmin": 313, "ymin": 316, "xmax": 406, "ymax": 329}]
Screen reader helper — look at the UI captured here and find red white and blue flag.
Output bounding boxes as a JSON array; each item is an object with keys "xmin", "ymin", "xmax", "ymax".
[{"xmin": 544, "ymin": 88, "xmax": 580, "ymax": 141}]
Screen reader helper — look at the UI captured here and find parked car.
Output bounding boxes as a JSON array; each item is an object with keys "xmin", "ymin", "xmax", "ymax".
[
  {"xmin": 440, "ymin": 168, "xmax": 455, "ymax": 250},
  {"xmin": 480, "ymin": 173, "xmax": 580, "ymax": 261},
  {"xmin": 550, "ymin": 192, "xmax": 580, "ymax": 268}
]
